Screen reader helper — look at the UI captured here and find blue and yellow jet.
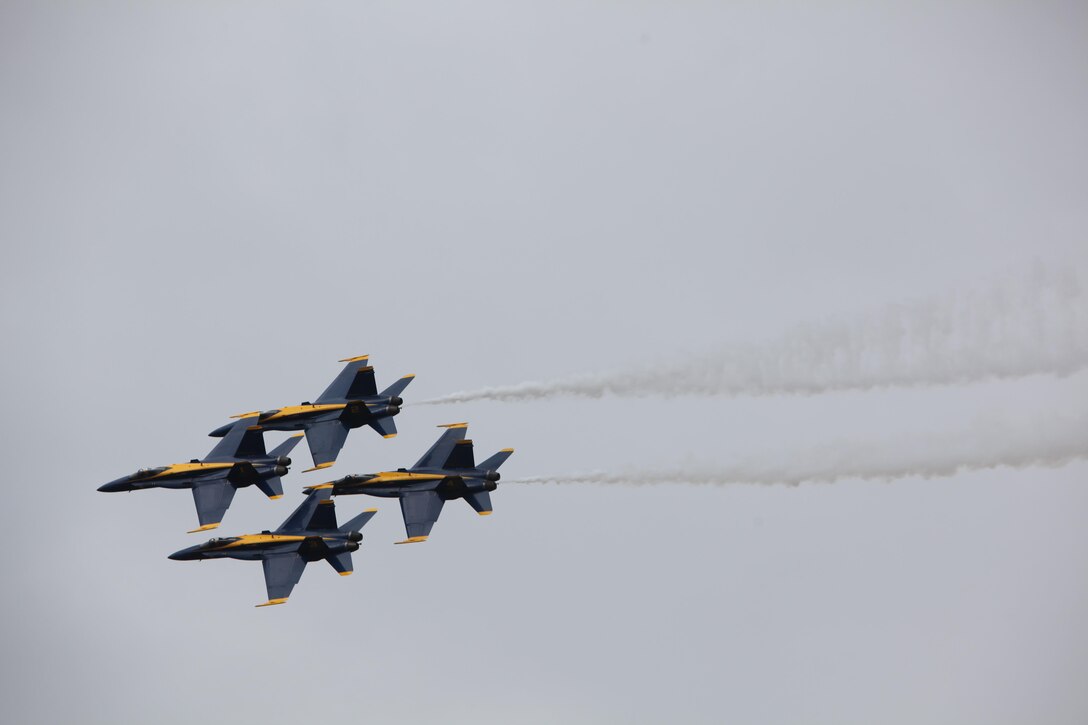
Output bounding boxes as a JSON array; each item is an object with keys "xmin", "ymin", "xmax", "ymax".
[
  {"xmin": 169, "ymin": 487, "xmax": 377, "ymax": 607},
  {"xmin": 98, "ymin": 416, "xmax": 302, "ymax": 533},
  {"xmin": 209, "ymin": 355, "xmax": 413, "ymax": 472},
  {"xmin": 313, "ymin": 423, "xmax": 513, "ymax": 544}
]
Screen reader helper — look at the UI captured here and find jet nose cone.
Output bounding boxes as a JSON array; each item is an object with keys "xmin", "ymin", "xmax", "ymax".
[
  {"xmin": 97, "ymin": 478, "xmax": 130, "ymax": 493},
  {"xmin": 168, "ymin": 546, "xmax": 202, "ymax": 561}
]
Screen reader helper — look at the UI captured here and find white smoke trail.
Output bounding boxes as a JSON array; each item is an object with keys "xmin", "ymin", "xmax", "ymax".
[
  {"xmin": 506, "ymin": 413, "xmax": 1088, "ymax": 487},
  {"xmin": 421, "ymin": 263, "xmax": 1088, "ymax": 404}
]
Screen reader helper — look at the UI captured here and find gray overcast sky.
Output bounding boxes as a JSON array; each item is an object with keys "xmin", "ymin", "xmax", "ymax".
[{"xmin": 2, "ymin": 2, "xmax": 1087, "ymax": 724}]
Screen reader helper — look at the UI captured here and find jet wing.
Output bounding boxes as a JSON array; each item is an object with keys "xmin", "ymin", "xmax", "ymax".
[
  {"xmin": 396, "ymin": 490, "xmax": 446, "ymax": 543},
  {"xmin": 258, "ymin": 553, "xmax": 308, "ymax": 606},
  {"xmin": 190, "ymin": 480, "xmax": 237, "ymax": 532},
  {"xmin": 304, "ymin": 420, "xmax": 351, "ymax": 470}
]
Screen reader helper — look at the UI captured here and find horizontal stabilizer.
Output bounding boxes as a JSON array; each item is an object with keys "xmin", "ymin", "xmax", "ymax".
[
  {"xmin": 256, "ymin": 476, "xmax": 284, "ymax": 499},
  {"xmin": 326, "ymin": 551, "xmax": 353, "ymax": 576},
  {"xmin": 369, "ymin": 416, "xmax": 397, "ymax": 438},
  {"xmin": 477, "ymin": 448, "xmax": 514, "ymax": 471},
  {"xmin": 380, "ymin": 374, "xmax": 415, "ymax": 400},
  {"xmin": 339, "ymin": 508, "xmax": 378, "ymax": 534},
  {"xmin": 463, "ymin": 490, "xmax": 493, "ymax": 515},
  {"xmin": 268, "ymin": 433, "xmax": 304, "ymax": 460}
]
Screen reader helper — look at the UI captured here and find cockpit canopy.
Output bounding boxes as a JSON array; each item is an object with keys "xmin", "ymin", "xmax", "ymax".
[
  {"xmin": 206, "ymin": 537, "xmax": 240, "ymax": 546},
  {"xmin": 133, "ymin": 466, "xmax": 168, "ymax": 478}
]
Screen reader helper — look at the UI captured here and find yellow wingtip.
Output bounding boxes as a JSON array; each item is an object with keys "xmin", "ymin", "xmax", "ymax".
[
  {"xmin": 229, "ymin": 411, "xmax": 261, "ymax": 419},
  {"xmin": 364, "ymin": 507, "xmax": 378, "ymax": 513},
  {"xmin": 500, "ymin": 448, "xmax": 515, "ymax": 453},
  {"xmin": 382, "ymin": 433, "xmax": 397, "ymax": 439},
  {"xmin": 256, "ymin": 598, "xmax": 288, "ymax": 607},
  {"xmin": 478, "ymin": 511, "xmax": 493, "ymax": 516},
  {"xmin": 304, "ymin": 462, "xmax": 335, "ymax": 473},
  {"xmin": 308, "ymin": 483, "xmax": 334, "ymax": 491},
  {"xmin": 188, "ymin": 523, "xmax": 219, "ymax": 534},
  {"xmin": 339, "ymin": 571, "xmax": 353, "ymax": 577},
  {"xmin": 338, "ymin": 355, "xmax": 370, "ymax": 363},
  {"xmin": 290, "ymin": 432, "xmax": 305, "ymax": 438},
  {"xmin": 394, "ymin": 536, "xmax": 429, "ymax": 545},
  {"xmin": 401, "ymin": 373, "xmax": 416, "ymax": 380},
  {"xmin": 268, "ymin": 495, "xmax": 283, "ymax": 500}
]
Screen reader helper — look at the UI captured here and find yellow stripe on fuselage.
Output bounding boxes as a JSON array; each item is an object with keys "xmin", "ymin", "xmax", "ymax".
[
  {"xmin": 361, "ymin": 472, "xmax": 447, "ymax": 485},
  {"xmin": 215, "ymin": 534, "xmax": 307, "ymax": 550},
  {"xmin": 150, "ymin": 462, "xmax": 234, "ymax": 479},
  {"xmin": 260, "ymin": 404, "xmax": 346, "ymax": 424}
]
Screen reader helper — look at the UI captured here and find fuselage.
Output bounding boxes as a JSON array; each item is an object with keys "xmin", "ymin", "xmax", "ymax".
[
  {"xmin": 169, "ymin": 531, "xmax": 360, "ymax": 562},
  {"xmin": 98, "ymin": 459, "xmax": 287, "ymax": 493},
  {"xmin": 328, "ymin": 469, "xmax": 499, "ymax": 499},
  {"xmin": 212, "ymin": 399, "xmax": 403, "ymax": 435}
]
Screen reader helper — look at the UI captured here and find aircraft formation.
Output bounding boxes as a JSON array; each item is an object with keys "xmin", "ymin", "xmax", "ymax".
[{"xmin": 99, "ymin": 356, "xmax": 514, "ymax": 607}]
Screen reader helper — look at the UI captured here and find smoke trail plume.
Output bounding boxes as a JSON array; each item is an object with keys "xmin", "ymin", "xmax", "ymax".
[
  {"xmin": 421, "ymin": 264, "xmax": 1087, "ymax": 404},
  {"xmin": 507, "ymin": 413, "xmax": 1088, "ymax": 487}
]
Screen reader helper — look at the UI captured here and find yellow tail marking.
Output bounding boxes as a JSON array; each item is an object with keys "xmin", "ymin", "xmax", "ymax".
[
  {"xmin": 478, "ymin": 511, "xmax": 493, "ymax": 516},
  {"xmin": 394, "ymin": 536, "xmax": 429, "ymax": 545},
  {"xmin": 268, "ymin": 495, "xmax": 283, "ymax": 500},
  {"xmin": 256, "ymin": 598, "xmax": 288, "ymax": 607},
  {"xmin": 400, "ymin": 374, "xmax": 416, "ymax": 380},
  {"xmin": 500, "ymin": 448, "xmax": 515, "ymax": 453},
  {"xmin": 304, "ymin": 462, "xmax": 335, "ymax": 473},
  {"xmin": 338, "ymin": 355, "xmax": 370, "ymax": 363},
  {"xmin": 364, "ymin": 508, "xmax": 378, "ymax": 513},
  {"xmin": 188, "ymin": 523, "xmax": 219, "ymax": 534},
  {"xmin": 382, "ymin": 433, "xmax": 397, "ymax": 439},
  {"xmin": 308, "ymin": 483, "xmax": 334, "ymax": 490},
  {"xmin": 437, "ymin": 422, "xmax": 468, "ymax": 429},
  {"xmin": 290, "ymin": 432, "xmax": 305, "ymax": 438},
  {"xmin": 339, "ymin": 571, "xmax": 353, "ymax": 576}
]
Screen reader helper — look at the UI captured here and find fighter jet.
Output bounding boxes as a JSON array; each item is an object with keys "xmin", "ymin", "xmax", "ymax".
[
  {"xmin": 315, "ymin": 423, "xmax": 513, "ymax": 544},
  {"xmin": 209, "ymin": 355, "xmax": 414, "ymax": 472},
  {"xmin": 98, "ymin": 416, "xmax": 301, "ymax": 533},
  {"xmin": 169, "ymin": 486, "xmax": 377, "ymax": 607}
]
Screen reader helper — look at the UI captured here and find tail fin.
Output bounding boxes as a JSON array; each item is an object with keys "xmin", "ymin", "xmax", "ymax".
[
  {"xmin": 276, "ymin": 487, "xmax": 331, "ymax": 533},
  {"xmin": 477, "ymin": 448, "xmax": 514, "ymax": 472},
  {"xmin": 203, "ymin": 416, "xmax": 266, "ymax": 462},
  {"xmin": 339, "ymin": 508, "xmax": 378, "ymax": 534},
  {"xmin": 268, "ymin": 433, "xmax": 304, "ymax": 460},
  {"xmin": 380, "ymin": 374, "xmax": 415, "ymax": 400}
]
